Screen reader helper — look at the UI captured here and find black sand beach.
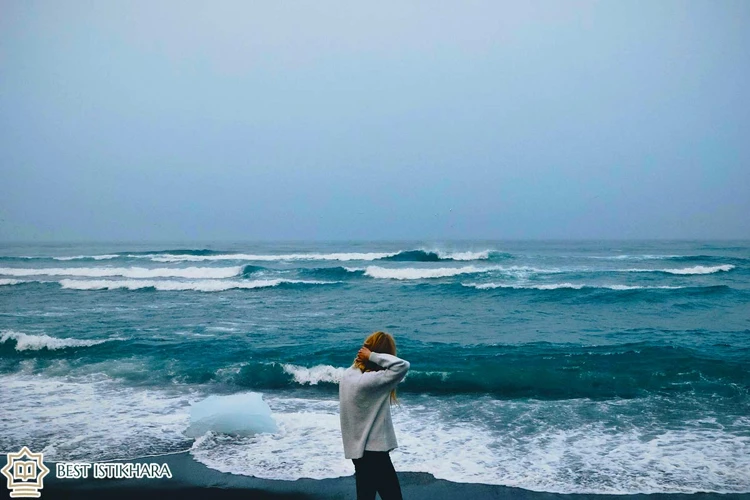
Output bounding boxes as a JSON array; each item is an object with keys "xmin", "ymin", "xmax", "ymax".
[{"xmin": 9, "ymin": 452, "xmax": 746, "ymax": 500}]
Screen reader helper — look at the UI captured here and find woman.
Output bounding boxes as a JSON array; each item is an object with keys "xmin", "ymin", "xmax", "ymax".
[{"xmin": 339, "ymin": 331, "xmax": 410, "ymax": 500}]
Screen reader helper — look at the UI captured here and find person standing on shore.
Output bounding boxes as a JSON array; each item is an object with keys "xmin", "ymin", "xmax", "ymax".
[{"xmin": 339, "ymin": 331, "xmax": 410, "ymax": 500}]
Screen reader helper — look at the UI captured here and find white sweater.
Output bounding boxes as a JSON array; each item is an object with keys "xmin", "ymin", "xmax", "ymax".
[{"xmin": 338, "ymin": 352, "xmax": 410, "ymax": 460}]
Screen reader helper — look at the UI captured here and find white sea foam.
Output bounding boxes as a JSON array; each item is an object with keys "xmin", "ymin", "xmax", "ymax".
[
  {"xmin": 362, "ymin": 265, "xmax": 552, "ymax": 280},
  {"xmin": 622, "ymin": 265, "xmax": 734, "ymax": 275},
  {"xmin": 3, "ymin": 371, "xmax": 747, "ymax": 494},
  {"xmin": 53, "ymin": 254, "xmax": 120, "ymax": 261},
  {"xmin": 189, "ymin": 396, "xmax": 750, "ymax": 494},
  {"xmin": 433, "ymin": 250, "xmax": 491, "ymax": 261},
  {"xmin": 190, "ymin": 400, "xmax": 353, "ymax": 480},
  {"xmin": 140, "ymin": 252, "xmax": 398, "ymax": 263},
  {"xmin": 0, "ymin": 330, "xmax": 113, "ymax": 351},
  {"xmin": 280, "ymin": 364, "xmax": 346, "ymax": 385},
  {"xmin": 364, "ymin": 265, "xmax": 494, "ymax": 280},
  {"xmin": 463, "ymin": 283, "xmax": 686, "ymax": 290},
  {"xmin": 0, "ymin": 278, "xmax": 25, "ymax": 286},
  {"xmin": 0, "ymin": 266, "xmax": 242, "ymax": 279},
  {"xmin": 0, "ymin": 373, "xmax": 193, "ymax": 461},
  {"xmin": 58, "ymin": 278, "xmax": 334, "ymax": 291},
  {"xmin": 589, "ymin": 254, "xmax": 681, "ymax": 260},
  {"xmin": 657, "ymin": 265, "xmax": 735, "ymax": 275}
]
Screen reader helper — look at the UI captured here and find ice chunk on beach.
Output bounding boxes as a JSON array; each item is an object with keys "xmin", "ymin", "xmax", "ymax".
[{"xmin": 186, "ymin": 392, "xmax": 278, "ymax": 437}]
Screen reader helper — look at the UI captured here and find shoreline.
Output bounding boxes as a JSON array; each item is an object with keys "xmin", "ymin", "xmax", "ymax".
[{"xmin": 4, "ymin": 452, "xmax": 748, "ymax": 500}]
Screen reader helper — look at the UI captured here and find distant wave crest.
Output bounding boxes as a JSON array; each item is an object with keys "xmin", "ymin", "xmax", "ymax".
[
  {"xmin": 0, "ymin": 330, "xmax": 113, "ymax": 351},
  {"xmin": 627, "ymin": 265, "xmax": 735, "ymax": 275},
  {"xmin": 121, "ymin": 248, "xmax": 500, "ymax": 263},
  {"xmin": 364, "ymin": 265, "xmax": 494, "ymax": 280},
  {"xmin": 463, "ymin": 283, "xmax": 687, "ymax": 291},
  {"xmin": 0, "ymin": 278, "xmax": 26, "ymax": 286},
  {"xmin": 53, "ymin": 254, "xmax": 120, "ymax": 261},
  {"xmin": 0, "ymin": 266, "xmax": 243, "ymax": 279},
  {"xmin": 381, "ymin": 249, "xmax": 494, "ymax": 262},
  {"xmin": 58, "ymin": 278, "xmax": 336, "ymax": 292},
  {"xmin": 362, "ymin": 265, "xmax": 548, "ymax": 280},
  {"xmin": 140, "ymin": 252, "xmax": 396, "ymax": 263}
]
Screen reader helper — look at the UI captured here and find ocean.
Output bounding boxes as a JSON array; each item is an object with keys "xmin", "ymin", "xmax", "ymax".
[{"xmin": 1, "ymin": 240, "xmax": 748, "ymax": 495}]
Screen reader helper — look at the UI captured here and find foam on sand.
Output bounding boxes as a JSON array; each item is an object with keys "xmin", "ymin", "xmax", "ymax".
[
  {"xmin": 3, "ymin": 371, "xmax": 748, "ymax": 494},
  {"xmin": 0, "ymin": 373, "xmax": 193, "ymax": 462},
  {"xmin": 190, "ymin": 396, "xmax": 750, "ymax": 494}
]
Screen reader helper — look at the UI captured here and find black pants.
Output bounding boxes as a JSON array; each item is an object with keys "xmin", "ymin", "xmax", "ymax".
[{"xmin": 352, "ymin": 451, "xmax": 403, "ymax": 500}]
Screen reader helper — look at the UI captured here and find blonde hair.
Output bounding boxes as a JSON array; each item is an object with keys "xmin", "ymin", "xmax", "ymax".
[{"xmin": 353, "ymin": 331, "xmax": 399, "ymax": 404}]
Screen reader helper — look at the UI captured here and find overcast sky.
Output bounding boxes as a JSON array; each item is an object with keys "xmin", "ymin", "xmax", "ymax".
[{"xmin": 1, "ymin": 0, "xmax": 748, "ymax": 241}]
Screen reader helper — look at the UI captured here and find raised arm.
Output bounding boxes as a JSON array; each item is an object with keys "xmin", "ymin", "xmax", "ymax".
[{"xmin": 358, "ymin": 351, "xmax": 410, "ymax": 389}]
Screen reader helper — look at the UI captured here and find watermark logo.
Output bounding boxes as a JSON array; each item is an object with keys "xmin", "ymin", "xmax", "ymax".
[{"xmin": 1, "ymin": 447, "xmax": 50, "ymax": 498}]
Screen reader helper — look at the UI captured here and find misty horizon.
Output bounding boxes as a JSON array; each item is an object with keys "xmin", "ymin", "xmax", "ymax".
[{"xmin": 2, "ymin": 1, "xmax": 748, "ymax": 241}]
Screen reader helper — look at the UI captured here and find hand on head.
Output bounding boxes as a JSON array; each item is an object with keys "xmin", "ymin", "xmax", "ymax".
[{"xmin": 357, "ymin": 346, "xmax": 372, "ymax": 363}]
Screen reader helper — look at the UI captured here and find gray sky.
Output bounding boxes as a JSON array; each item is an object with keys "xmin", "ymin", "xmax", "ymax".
[{"xmin": 1, "ymin": 0, "xmax": 748, "ymax": 241}]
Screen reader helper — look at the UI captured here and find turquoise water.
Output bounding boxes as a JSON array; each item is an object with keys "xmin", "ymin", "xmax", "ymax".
[{"xmin": 1, "ymin": 241, "xmax": 748, "ymax": 493}]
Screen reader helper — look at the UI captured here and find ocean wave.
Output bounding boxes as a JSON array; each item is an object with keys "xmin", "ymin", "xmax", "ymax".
[
  {"xmin": 0, "ymin": 330, "xmax": 113, "ymax": 351},
  {"xmin": 139, "ymin": 252, "xmax": 397, "ymax": 263},
  {"xmin": 0, "ymin": 278, "xmax": 27, "ymax": 286},
  {"xmin": 399, "ymin": 344, "xmax": 748, "ymax": 399},
  {"xmin": 463, "ymin": 283, "xmax": 686, "ymax": 291},
  {"xmin": 0, "ymin": 266, "xmax": 243, "ymax": 279},
  {"xmin": 380, "ymin": 249, "xmax": 494, "ymax": 262},
  {"xmin": 240, "ymin": 265, "xmax": 266, "ymax": 276},
  {"xmin": 53, "ymin": 254, "xmax": 120, "ymax": 261},
  {"xmin": 189, "ymin": 395, "xmax": 750, "ymax": 494},
  {"xmin": 1, "ymin": 374, "xmax": 192, "ymax": 461},
  {"xmin": 589, "ymin": 254, "xmax": 681, "ymax": 260},
  {"xmin": 363, "ymin": 265, "xmax": 497, "ymax": 280},
  {"xmin": 58, "ymin": 278, "xmax": 336, "ymax": 292},
  {"xmin": 130, "ymin": 249, "xmax": 223, "ymax": 256},
  {"xmin": 626, "ymin": 265, "xmax": 735, "ymax": 275},
  {"xmin": 209, "ymin": 343, "xmax": 750, "ymax": 399},
  {"xmin": 302, "ymin": 266, "xmax": 366, "ymax": 280},
  {"xmin": 280, "ymin": 364, "xmax": 346, "ymax": 385},
  {"xmin": 362, "ymin": 265, "xmax": 550, "ymax": 280},
  {"xmin": 438, "ymin": 250, "xmax": 493, "ymax": 261},
  {"xmin": 129, "ymin": 249, "xmax": 501, "ymax": 263},
  {"xmin": 590, "ymin": 254, "xmax": 744, "ymax": 263}
]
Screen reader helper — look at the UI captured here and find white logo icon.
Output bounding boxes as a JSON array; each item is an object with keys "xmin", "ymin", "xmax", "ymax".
[{"xmin": 1, "ymin": 447, "xmax": 50, "ymax": 498}]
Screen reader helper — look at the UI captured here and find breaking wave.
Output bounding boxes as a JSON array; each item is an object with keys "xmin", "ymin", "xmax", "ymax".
[
  {"xmin": 53, "ymin": 254, "xmax": 120, "ymax": 261},
  {"xmin": 462, "ymin": 283, "xmax": 687, "ymax": 290},
  {"xmin": 380, "ymin": 249, "xmax": 494, "ymax": 262},
  {"xmin": 140, "ymin": 252, "xmax": 396, "ymax": 263},
  {"xmin": 0, "ymin": 330, "xmax": 114, "ymax": 351},
  {"xmin": 58, "ymin": 279, "xmax": 336, "ymax": 292},
  {"xmin": 0, "ymin": 279, "xmax": 27, "ymax": 286},
  {"xmin": 626, "ymin": 265, "xmax": 735, "ymax": 275},
  {"xmin": 0, "ymin": 266, "xmax": 243, "ymax": 279}
]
